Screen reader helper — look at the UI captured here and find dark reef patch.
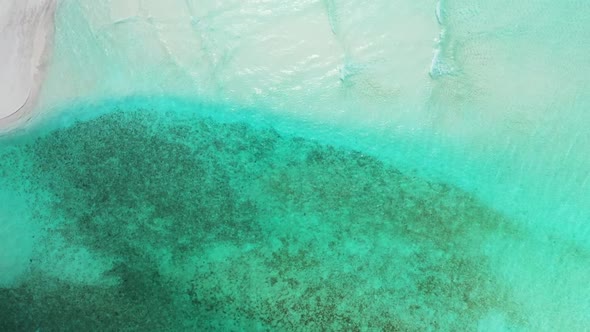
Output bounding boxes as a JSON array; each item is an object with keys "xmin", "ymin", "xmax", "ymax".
[
  {"xmin": 27, "ymin": 111, "xmax": 259, "ymax": 257},
  {"xmin": 0, "ymin": 105, "xmax": 524, "ymax": 330},
  {"xmin": 0, "ymin": 260, "xmax": 183, "ymax": 332}
]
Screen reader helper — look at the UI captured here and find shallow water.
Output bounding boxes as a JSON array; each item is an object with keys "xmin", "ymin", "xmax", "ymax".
[
  {"xmin": 0, "ymin": 98, "xmax": 524, "ymax": 330},
  {"xmin": 2, "ymin": 0, "xmax": 590, "ymax": 330},
  {"xmin": 1, "ymin": 97, "xmax": 589, "ymax": 330}
]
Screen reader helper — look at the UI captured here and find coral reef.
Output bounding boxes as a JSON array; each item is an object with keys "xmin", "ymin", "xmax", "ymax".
[{"xmin": 0, "ymin": 104, "xmax": 524, "ymax": 330}]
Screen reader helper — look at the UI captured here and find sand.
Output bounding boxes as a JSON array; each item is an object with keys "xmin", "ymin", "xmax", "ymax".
[
  {"xmin": 35, "ymin": 0, "xmax": 439, "ymax": 131},
  {"xmin": 0, "ymin": 0, "xmax": 57, "ymax": 133}
]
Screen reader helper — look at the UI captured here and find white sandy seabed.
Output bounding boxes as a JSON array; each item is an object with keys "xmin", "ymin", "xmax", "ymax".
[{"xmin": 2, "ymin": 0, "xmax": 590, "ymax": 330}]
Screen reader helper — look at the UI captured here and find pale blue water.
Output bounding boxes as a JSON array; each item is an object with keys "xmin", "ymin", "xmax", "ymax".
[{"xmin": 1, "ymin": 1, "xmax": 590, "ymax": 331}]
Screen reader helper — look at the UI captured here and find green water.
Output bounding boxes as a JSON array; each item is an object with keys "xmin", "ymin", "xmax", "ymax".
[
  {"xmin": 2, "ymin": 0, "xmax": 590, "ymax": 330},
  {"xmin": 0, "ymin": 98, "xmax": 528, "ymax": 330}
]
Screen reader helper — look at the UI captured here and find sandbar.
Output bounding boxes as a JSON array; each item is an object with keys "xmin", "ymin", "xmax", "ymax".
[{"xmin": 0, "ymin": 0, "xmax": 56, "ymax": 133}]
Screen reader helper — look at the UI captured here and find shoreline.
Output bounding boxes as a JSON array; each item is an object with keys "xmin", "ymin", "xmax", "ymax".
[{"xmin": 0, "ymin": 0, "xmax": 57, "ymax": 133}]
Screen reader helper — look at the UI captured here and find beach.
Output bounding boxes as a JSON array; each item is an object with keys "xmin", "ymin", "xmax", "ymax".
[{"xmin": 0, "ymin": 0, "xmax": 57, "ymax": 133}]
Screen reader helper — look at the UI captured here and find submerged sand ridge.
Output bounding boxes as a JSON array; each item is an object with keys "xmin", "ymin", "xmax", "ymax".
[
  {"xmin": 0, "ymin": 0, "xmax": 56, "ymax": 131},
  {"xmin": 37, "ymin": 0, "xmax": 439, "ymax": 130}
]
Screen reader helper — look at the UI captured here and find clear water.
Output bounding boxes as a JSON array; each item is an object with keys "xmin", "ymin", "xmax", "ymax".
[{"xmin": 2, "ymin": 1, "xmax": 590, "ymax": 331}]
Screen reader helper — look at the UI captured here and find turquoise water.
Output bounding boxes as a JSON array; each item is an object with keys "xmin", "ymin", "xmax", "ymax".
[
  {"xmin": 0, "ymin": 98, "xmax": 524, "ymax": 330},
  {"xmin": 1, "ymin": 97, "xmax": 589, "ymax": 330},
  {"xmin": 2, "ymin": 0, "xmax": 590, "ymax": 330}
]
